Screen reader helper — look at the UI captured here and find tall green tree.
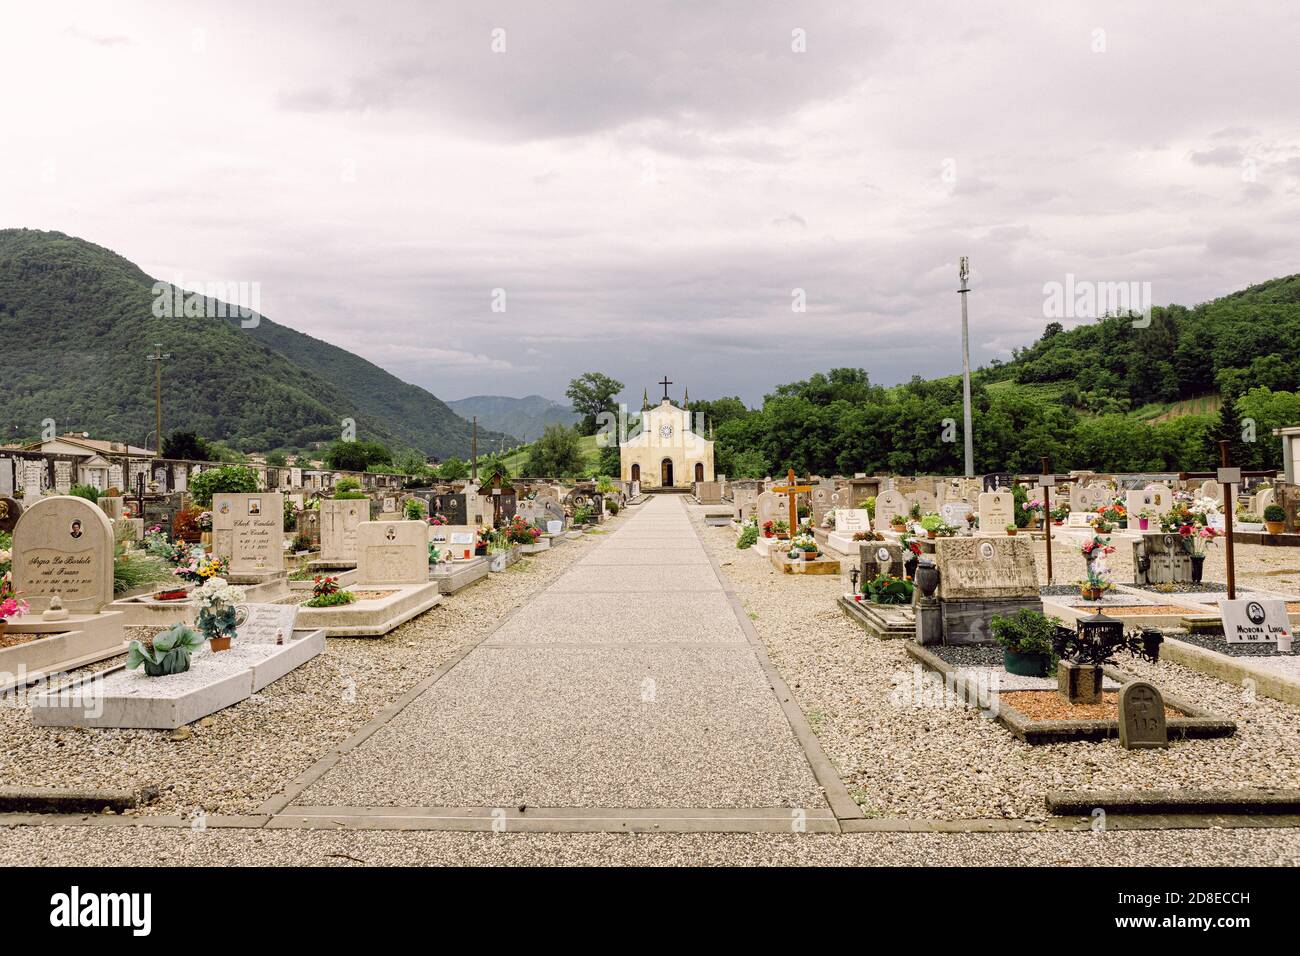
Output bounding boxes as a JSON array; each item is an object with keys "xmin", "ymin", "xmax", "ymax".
[
  {"xmin": 566, "ymin": 372, "xmax": 624, "ymax": 436},
  {"xmin": 527, "ymin": 424, "xmax": 587, "ymax": 477}
]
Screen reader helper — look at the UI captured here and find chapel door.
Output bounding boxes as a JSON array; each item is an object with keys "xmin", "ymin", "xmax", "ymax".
[
  {"xmin": 661, "ymin": 458, "xmax": 673, "ymax": 487},
  {"xmin": 694, "ymin": 462, "xmax": 704, "ymax": 482},
  {"xmin": 631, "ymin": 464, "xmax": 640, "ymax": 482}
]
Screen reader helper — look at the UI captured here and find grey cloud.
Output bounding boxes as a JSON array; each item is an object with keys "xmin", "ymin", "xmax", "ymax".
[{"xmin": 1189, "ymin": 145, "xmax": 1242, "ymax": 167}]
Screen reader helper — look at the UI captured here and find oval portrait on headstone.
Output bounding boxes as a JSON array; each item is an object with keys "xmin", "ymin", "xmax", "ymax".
[
  {"xmin": 1247, "ymin": 601, "xmax": 1266, "ymax": 625},
  {"xmin": 234, "ymin": 605, "xmax": 250, "ymax": 628},
  {"xmin": 70, "ymin": 519, "xmax": 83, "ymax": 539},
  {"xmin": 979, "ymin": 541, "xmax": 995, "ymax": 559},
  {"xmin": 876, "ymin": 547, "xmax": 890, "ymax": 563}
]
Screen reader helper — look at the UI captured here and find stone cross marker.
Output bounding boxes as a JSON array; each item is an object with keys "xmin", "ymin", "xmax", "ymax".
[
  {"xmin": 1118, "ymin": 680, "xmax": 1168, "ymax": 749},
  {"xmin": 12, "ymin": 495, "xmax": 115, "ymax": 613},
  {"xmin": 773, "ymin": 469, "xmax": 811, "ymax": 534},
  {"xmin": 320, "ymin": 499, "xmax": 365, "ymax": 563}
]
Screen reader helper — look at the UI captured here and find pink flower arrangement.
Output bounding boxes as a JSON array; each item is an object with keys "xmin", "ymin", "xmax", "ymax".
[
  {"xmin": 0, "ymin": 580, "xmax": 29, "ymax": 622},
  {"xmin": 1080, "ymin": 534, "xmax": 1114, "ymax": 561}
]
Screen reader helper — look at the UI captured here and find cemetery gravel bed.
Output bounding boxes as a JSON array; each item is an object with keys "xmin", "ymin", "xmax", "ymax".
[
  {"xmin": 697, "ymin": 517, "xmax": 1300, "ymax": 821},
  {"xmin": 0, "ymin": 516, "xmax": 624, "ymax": 818},
  {"xmin": 0, "ymin": 824, "xmax": 1294, "ymax": 866}
]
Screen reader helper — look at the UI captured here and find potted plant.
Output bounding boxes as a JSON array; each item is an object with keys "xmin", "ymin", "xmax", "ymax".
[
  {"xmin": 304, "ymin": 575, "xmax": 357, "ymax": 607},
  {"xmin": 772, "ymin": 518, "xmax": 790, "ymax": 539},
  {"xmin": 1005, "ymin": 523, "xmax": 1017, "ymax": 537},
  {"xmin": 1050, "ymin": 503, "xmax": 1069, "ymax": 526},
  {"xmin": 1137, "ymin": 508, "xmax": 1155, "ymax": 532},
  {"xmin": 991, "ymin": 608, "xmax": 1059, "ymax": 678},
  {"xmin": 787, "ymin": 532, "xmax": 820, "ymax": 560},
  {"xmin": 919, "ymin": 513, "xmax": 943, "ymax": 539},
  {"xmin": 1079, "ymin": 567, "xmax": 1112, "ymax": 601},
  {"xmin": 0, "ymin": 579, "xmax": 30, "ymax": 637},
  {"xmin": 889, "ymin": 514, "xmax": 907, "ymax": 532},
  {"xmin": 126, "ymin": 624, "xmax": 205, "ymax": 677},
  {"xmin": 1265, "ymin": 504, "xmax": 1286, "ymax": 535},
  {"xmin": 193, "ymin": 576, "xmax": 246, "ymax": 652}
]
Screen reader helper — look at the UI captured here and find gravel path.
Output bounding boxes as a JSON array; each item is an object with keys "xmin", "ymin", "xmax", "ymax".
[
  {"xmin": 294, "ymin": 497, "xmax": 825, "ymax": 809},
  {"xmin": 0, "ymin": 519, "xmax": 624, "ymax": 817},
  {"xmin": 0, "ymin": 824, "xmax": 1293, "ymax": 867},
  {"xmin": 694, "ymin": 513, "xmax": 1300, "ymax": 821}
]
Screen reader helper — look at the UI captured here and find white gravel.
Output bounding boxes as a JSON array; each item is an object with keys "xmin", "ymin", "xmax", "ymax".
[
  {"xmin": 0, "ymin": 824, "xmax": 1294, "ymax": 867},
  {"xmin": 695, "ymin": 513, "xmax": 1300, "ymax": 821},
  {"xmin": 0, "ymin": 516, "xmax": 625, "ymax": 817}
]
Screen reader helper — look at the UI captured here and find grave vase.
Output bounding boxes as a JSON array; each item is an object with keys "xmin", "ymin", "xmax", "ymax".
[{"xmin": 1190, "ymin": 554, "xmax": 1205, "ymax": 583}]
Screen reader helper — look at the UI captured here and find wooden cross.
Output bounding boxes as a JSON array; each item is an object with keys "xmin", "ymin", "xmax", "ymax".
[{"xmin": 773, "ymin": 468, "xmax": 811, "ymax": 534}]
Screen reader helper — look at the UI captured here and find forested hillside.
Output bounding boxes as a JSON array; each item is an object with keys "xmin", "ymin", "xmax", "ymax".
[
  {"xmin": 690, "ymin": 276, "xmax": 1300, "ymax": 478},
  {"xmin": 0, "ymin": 229, "xmax": 509, "ymax": 457}
]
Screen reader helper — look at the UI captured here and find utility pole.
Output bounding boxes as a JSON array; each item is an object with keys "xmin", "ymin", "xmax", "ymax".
[
  {"xmin": 958, "ymin": 257, "xmax": 974, "ymax": 477},
  {"xmin": 146, "ymin": 343, "xmax": 170, "ymax": 456},
  {"xmin": 471, "ymin": 416, "xmax": 478, "ymax": 481}
]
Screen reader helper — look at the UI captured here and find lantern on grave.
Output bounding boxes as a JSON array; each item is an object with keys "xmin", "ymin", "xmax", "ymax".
[{"xmin": 1076, "ymin": 609, "xmax": 1124, "ymax": 653}]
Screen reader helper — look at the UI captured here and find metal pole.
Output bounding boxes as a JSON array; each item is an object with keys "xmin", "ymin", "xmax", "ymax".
[
  {"xmin": 1041, "ymin": 456, "xmax": 1053, "ymax": 586},
  {"xmin": 1220, "ymin": 440, "xmax": 1236, "ymax": 601},
  {"xmin": 153, "ymin": 345, "xmax": 163, "ymax": 455},
  {"xmin": 958, "ymin": 258, "xmax": 974, "ymax": 476},
  {"xmin": 471, "ymin": 416, "xmax": 478, "ymax": 481}
]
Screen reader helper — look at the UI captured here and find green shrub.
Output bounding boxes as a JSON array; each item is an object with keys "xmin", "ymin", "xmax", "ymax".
[
  {"xmin": 737, "ymin": 525, "xmax": 759, "ymax": 549},
  {"xmin": 990, "ymin": 608, "xmax": 1059, "ymax": 657},
  {"xmin": 1264, "ymin": 504, "xmax": 1286, "ymax": 522},
  {"xmin": 304, "ymin": 590, "xmax": 357, "ymax": 608},
  {"xmin": 188, "ymin": 465, "xmax": 259, "ymax": 507},
  {"xmin": 69, "ymin": 484, "xmax": 100, "ymax": 503},
  {"xmin": 332, "ymin": 477, "xmax": 369, "ymax": 500}
]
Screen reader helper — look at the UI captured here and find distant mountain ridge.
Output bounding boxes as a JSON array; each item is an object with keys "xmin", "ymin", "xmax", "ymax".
[
  {"xmin": 447, "ymin": 394, "xmax": 580, "ymax": 444},
  {"xmin": 0, "ymin": 229, "xmax": 511, "ymax": 457}
]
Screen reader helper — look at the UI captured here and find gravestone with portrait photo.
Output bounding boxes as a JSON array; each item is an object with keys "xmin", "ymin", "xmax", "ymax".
[
  {"xmin": 12, "ymin": 495, "xmax": 115, "ymax": 613},
  {"xmin": 212, "ymin": 492, "xmax": 285, "ymax": 577}
]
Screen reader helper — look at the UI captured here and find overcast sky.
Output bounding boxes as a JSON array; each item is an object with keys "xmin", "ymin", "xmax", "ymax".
[{"xmin": 4, "ymin": 1, "xmax": 1298, "ymax": 407}]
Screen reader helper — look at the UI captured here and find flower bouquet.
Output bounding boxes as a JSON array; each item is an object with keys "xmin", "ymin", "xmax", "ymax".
[
  {"xmin": 0, "ymin": 578, "xmax": 30, "ymax": 631},
  {"xmin": 193, "ymin": 576, "xmax": 246, "ymax": 651},
  {"xmin": 173, "ymin": 552, "xmax": 229, "ymax": 584},
  {"xmin": 786, "ymin": 532, "xmax": 820, "ymax": 560}
]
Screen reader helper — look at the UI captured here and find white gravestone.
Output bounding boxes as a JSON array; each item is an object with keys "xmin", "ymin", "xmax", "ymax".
[
  {"xmin": 12, "ymin": 495, "xmax": 115, "ymax": 612},
  {"xmin": 237, "ymin": 603, "xmax": 300, "ymax": 645},
  {"xmin": 1221, "ymin": 599, "xmax": 1290, "ymax": 645},
  {"xmin": 212, "ymin": 492, "xmax": 285, "ymax": 574},
  {"xmin": 873, "ymin": 490, "xmax": 909, "ymax": 531},
  {"xmin": 977, "ymin": 492, "xmax": 1015, "ymax": 533},
  {"xmin": 833, "ymin": 510, "xmax": 872, "ymax": 534},
  {"xmin": 357, "ymin": 521, "xmax": 428, "ymax": 584},
  {"xmin": 940, "ymin": 502, "xmax": 972, "ymax": 530},
  {"xmin": 428, "ymin": 524, "xmax": 478, "ymax": 561},
  {"xmin": 320, "ymin": 499, "xmax": 365, "ymax": 563}
]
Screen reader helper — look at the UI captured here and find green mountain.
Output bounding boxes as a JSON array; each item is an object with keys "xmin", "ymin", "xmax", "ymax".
[
  {"xmin": 0, "ymin": 229, "xmax": 510, "ymax": 457},
  {"xmin": 446, "ymin": 394, "xmax": 580, "ymax": 444}
]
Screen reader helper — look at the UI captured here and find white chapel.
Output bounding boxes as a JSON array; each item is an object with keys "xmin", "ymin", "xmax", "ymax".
[{"xmin": 619, "ymin": 377, "xmax": 715, "ymax": 489}]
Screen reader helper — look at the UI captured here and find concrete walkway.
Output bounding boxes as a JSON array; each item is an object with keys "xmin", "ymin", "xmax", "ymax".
[{"xmin": 284, "ymin": 496, "xmax": 846, "ymax": 831}]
